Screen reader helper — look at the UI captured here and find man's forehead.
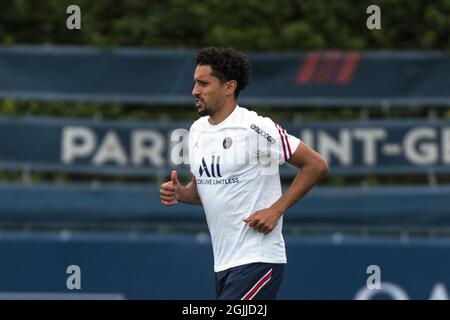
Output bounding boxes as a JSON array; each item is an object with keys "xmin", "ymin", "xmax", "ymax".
[{"xmin": 194, "ymin": 65, "xmax": 213, "ymax": 79}]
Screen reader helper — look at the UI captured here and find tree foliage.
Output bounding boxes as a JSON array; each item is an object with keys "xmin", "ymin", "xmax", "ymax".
[{"xmin": 0, "ymin": 0, "xmax": 448, "ymax": 50}]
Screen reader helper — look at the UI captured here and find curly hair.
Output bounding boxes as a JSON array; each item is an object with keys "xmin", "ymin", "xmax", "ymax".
[{"xmin": 195, "ymin": 47, "xmax": 251, "ymax": 98}]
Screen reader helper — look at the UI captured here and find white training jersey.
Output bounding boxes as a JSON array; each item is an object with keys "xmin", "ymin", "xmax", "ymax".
[{"xmin": 189, "ymin": 105, "xmax": 301, "ymax": 272}]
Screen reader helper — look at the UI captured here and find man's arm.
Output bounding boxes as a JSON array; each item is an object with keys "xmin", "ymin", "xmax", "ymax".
[
  {"xmin": 243, "ymin": 142, "xmax": 328, "ymax": 234},
  {"xmin": 271, "ymin": 142, "xmax": 328, "ymax": 215},
  {"xmin": 160, "ymin": 171, "xmax": 202, "ymax": 206},
  {"xmin": 178, "ymin": 175, "xmax": 202, "ymax": 205}
]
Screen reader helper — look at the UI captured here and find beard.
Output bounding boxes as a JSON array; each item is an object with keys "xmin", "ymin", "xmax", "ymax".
[
  {"xmin": 195, "ymin": 98, "xmax": 209, "ymax": 117},
  {"xmin": 198, "ymin": 108, "xmax": 209, "ymax": 117}
]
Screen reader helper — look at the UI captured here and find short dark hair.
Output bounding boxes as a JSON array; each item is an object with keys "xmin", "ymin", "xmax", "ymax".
[{"xmin": 195, "ymin": 47, "xmax": 251, "ymax": 98}]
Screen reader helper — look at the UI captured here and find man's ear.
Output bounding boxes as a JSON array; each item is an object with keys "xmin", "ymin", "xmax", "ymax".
[{"xmin": 224, "ymin": 80, "xmax": 238, "ymax": 96}]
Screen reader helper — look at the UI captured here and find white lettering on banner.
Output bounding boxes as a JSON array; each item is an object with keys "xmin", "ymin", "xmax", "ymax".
[
  {"xmin": 300, "ymin": 129, "xmax": 314, "ymax": 148},
  {"xmin": 93, "ymin": 130, "xmax": 128, "ymax": 166},
  {"xmin": 132, "ymin": 130, "xmax": 165, "ymax": 166},
  {"xmin": 429, "ymin": 283, "xmax": 449, "ymax": 300},
  {"xmin": 404, "ymin": 127, "xmax": 437, "ymax": 165},
  {"xmin": 61, "ymin": 126, "xmax": 165, "ymax": 166},
  {"xmin": 355, "ymin": 282, "xmax": 409, "ymax": 300},
  {"xmin": 353, "ymin": 129, "xmax": 386, "ymax": 166},
  {"xmin": 61, "ymin": 125, "xmax": 450, "ymax": 169},
  {"xmin": 442, "ymin": 128, "xmax": 450, "ymax": 164},
  {"xmin": 170, "ymin": 129, "xmax": 189, "ymax": 165},
  {"xmin": 355, "ymin": 282, "xmax": 449, "ymax": 300},
  {"xmin": 382, "ymin": 143, "xmax": 402, "ymax": 155},
  {"xmin": 300, "ymin": 126, "xmax": 450, "ymax": 168},
  {"xmin": 62, "ymin": 127, "xmax": 96, "ymax": 164},
  {"xmin": 318, "ymin": 129, "xmax": 352, "ymax": 166}
]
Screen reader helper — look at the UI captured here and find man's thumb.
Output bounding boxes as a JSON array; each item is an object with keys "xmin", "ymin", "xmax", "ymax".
[{"xmin": 171, "ymin": 170, "xmax": 179, "ymax": 185}]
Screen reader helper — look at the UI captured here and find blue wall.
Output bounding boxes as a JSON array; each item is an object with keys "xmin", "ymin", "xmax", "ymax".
[
  {"xmin": 0, "ymin": 232, "xmax": 448, "ymax": 300},
  {"xmin": 2, "ymin": 183, "xmax": 450, "ymax": 229}
]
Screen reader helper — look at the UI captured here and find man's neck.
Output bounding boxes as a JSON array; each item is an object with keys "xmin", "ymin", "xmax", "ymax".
[{"xmin": 208, "ymin": 101, "xmax": 237, "ymax": 125}]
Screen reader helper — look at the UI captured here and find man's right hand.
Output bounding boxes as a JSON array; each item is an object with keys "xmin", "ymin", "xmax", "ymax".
[{"xmin": 160, "ymin": 170, "xmax": 181, "ymax": 206}]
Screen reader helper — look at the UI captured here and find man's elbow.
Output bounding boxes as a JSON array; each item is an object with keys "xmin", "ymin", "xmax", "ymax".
[{"xmin": 317, "ymin": 156, "xmax": 329, "ymax": 178}]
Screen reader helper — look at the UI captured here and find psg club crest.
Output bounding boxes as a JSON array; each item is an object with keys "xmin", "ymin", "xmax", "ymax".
[{"xmin": 223, "ymin": 137, "xmax": 232, "ymax": 149}]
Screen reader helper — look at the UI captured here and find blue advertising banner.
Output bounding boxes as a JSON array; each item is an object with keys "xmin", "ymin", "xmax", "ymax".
[
  {"xmin": 0, "ymin": 116, "xmax": 449, "ymax": 176},
  {"xmin": 0, "ymin": 116, "xmax": 190, "ymax": 176},
  {"xmin": 0, "ymin": 46, "xmax": 449, "ymax": 107},
  {"xmin": 293, "ymin": 119, "xmax": 450, "ymax": 175}
]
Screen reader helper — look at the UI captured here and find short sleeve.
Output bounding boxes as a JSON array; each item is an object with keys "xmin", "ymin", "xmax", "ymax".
[{"xmin": 252, "ymin": 117, "xmax": 301, "ymax": 166}]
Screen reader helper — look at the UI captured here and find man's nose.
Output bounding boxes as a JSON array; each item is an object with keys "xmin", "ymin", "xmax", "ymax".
[{"xmin": 192, "ymin": 84, "xmax": 199, "ymax": 97}]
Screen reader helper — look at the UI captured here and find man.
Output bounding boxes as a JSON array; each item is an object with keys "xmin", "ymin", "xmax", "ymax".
[{"xmin": 160, "ymin": 47, "xmax": 328, "ymax": 300}]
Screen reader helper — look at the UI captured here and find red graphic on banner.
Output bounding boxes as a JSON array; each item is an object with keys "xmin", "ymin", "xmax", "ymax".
[{"xmin": 296, "ymin": 52, "xmax": 361, "ymax": 85}]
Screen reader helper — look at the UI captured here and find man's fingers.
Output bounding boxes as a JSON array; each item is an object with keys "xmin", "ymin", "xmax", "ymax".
[
  {"xmin": 161, "ymin": 173, "xmax": 177, "ymax": 205},
  {"xmin": 249, "ymin": 219, "xmax": 259, "ymax": 228},
  {"xmin": 160, "ymin": 183, "xmax": 176, "ymax": 192},
  {"xmin": 243, "ymin": 212, "xmax": 258, "ymax": 223},
  {"xmin": 243, "ymin": 214, "xmax": 260, "ymax": 228},
  {"xmin": 161, "ymin": 199, "xmax": 177, "ymax": 206},
  {"xmin": 261, "ymin": 226, "xmax": 270, "ymax": 234},
  {"xmin": 160, "ymin": 173, "xmax": 180, "ymax": 206},
  {"xmin": 244, "ymin": 217, "xmax": 273, "ymax": 234},
  {"xmin": 247, "ymin": 218, "xmax": 271, "ymax": 233},
  {"xmin": 171, "ymin": 170, "xmax": 179, "ymax": 185},
  {"xmin": 160, "ymin": 195, "xmax": 176, "ymax": 201},
  {"xmin": 256, "ymin": 224, "xmax": 266, "ymax": 233},
  {"xmin": 160, "ymin": 181, "xmax": 170, "ymax": 188},
  {"xmin": 160, "ymin": 189, "xmax": 175, "ymax": 197}
]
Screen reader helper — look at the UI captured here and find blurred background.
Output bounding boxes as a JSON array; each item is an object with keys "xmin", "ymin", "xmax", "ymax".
[{"xmin": 0, "ymin": 0, "xmax": 449, "ymax": 299}]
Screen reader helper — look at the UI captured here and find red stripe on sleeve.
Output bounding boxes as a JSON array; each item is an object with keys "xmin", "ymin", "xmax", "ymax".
[
  {"xmin": 283, "ymin": 128, "xmax": 293, "ymax": 158},
  {"xmin": 276, "ymin": 124, "xmax": 287, "ymax": 162}
]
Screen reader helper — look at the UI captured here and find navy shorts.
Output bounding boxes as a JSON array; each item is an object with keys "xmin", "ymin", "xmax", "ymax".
[{"xmin": 215, "ymin": 262, "xmax": 285, "ymax": 300}]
